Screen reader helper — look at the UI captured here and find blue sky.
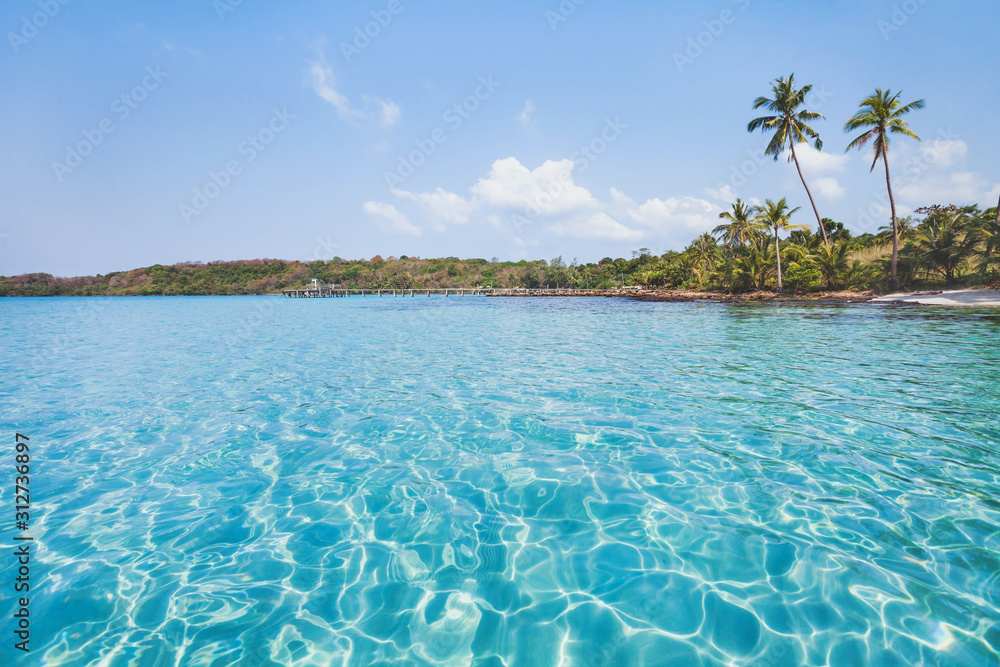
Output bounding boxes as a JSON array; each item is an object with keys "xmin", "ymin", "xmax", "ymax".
[{"xmin": 2, "ymin": 0, "xmax": 998, "ymax": 276}]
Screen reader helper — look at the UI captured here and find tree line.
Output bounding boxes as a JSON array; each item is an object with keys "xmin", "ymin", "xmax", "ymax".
[
  {"xmin": 3, "ymin": 75, "xmax": 997, "ymax": 297},
  {"xmin": 2, "ymin": 207, "xmax": 996, "ymax": 298},
  {"xmin": 726, "ymin": 74, "xmax": 998, "ymax": 293}
]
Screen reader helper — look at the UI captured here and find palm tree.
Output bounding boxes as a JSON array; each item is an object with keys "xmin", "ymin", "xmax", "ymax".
[
  {"xmin": 813, "ymin": 242, "xmax": 851, "ymax": 290},
  {"xmin": 756, "ymin": 198, "xmax": 806, "ymax": 293},
  {"xmin": 979, "ymin": 208, "xmax": 1000, "ymax": 274},
  {"xmin": 877, "ymin": 215, "xmax": 915, "ymax": 246},
  {"xmin": 713, "ymin": 199, "xmax": 763, "ymax": 248},
  {"xmin": 683, "ymin": 233, "xmax": 720, "ymax": 288},
  {"xmin": 638, "ymin": 271, "xmax": 659, "ymax": 288},
  {"xmin": 691, "ymin": 232, "xmax": 719, "ymax": 260},
  {"xmin": 845, "ymin": 89, "xmax": 925, "ymax": 290},
  {"xmin": 748, "ymin": 74, "xmax": 830, "ymax": 245},
  {"xmin": 910, "ymin": 210, "xmax": 978, "ymax": 284},
  {"xmin": 732, "ymin": 241, "xmax": 775, "ymax": 292}
]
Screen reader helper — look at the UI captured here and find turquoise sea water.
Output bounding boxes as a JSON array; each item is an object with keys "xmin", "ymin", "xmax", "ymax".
[{"xmin": 1, "ymin": 296, "xmax": 999, "ymax": 666}]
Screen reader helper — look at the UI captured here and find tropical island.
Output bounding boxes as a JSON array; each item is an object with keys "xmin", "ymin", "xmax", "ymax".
[
  {"xmin": 3, "ymin": 77, "xmax": 998, "ymax": 299},
  {"xmin": 2, "ymin": 203, "xmax": 995, "ymax": 299}
]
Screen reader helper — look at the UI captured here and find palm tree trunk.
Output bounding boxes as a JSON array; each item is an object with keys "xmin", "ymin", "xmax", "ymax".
[
  {"xmin": 882, "ymin": 147, "xmax": 900, "ymax": 290},
  {"xmin": 774, "ymin": 226, "xmax": 783, "ymax": 293},
  {"xmin": 789, "ymin": 141, "xmax": 829, "ymax": 245}
]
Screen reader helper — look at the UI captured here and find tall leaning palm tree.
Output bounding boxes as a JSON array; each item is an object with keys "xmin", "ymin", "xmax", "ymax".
[
  {"xmin": 845, "ymin": 89, "xmax": 925, "ymax": 290},
  {"xmin": 756, "ymin": 198, "xmax": 805, "ymax": 293},
  {"xmin": 713, "ymin": 199, "xmax": 761, "ymax": 248},
  {"xmin": 748, "ymin": 74, "xmax": 830, "ymax": 245},
  {"xmin": 979, "ymin": 207, "xmax": 1000, "ymax": 274}
]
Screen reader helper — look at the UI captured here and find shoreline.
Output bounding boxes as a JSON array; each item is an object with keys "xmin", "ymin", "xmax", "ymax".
[
  {"xmin": 632, "ymin": 288, "xmax": 1000, "ymax": 306},
  {"xmin": 2, "ymin": 288, "xmax": 998, "ymax": 306},
  {"xmin": 869, "ymin": 288, "xmax": 1000, "ymax": 307},
  {"xmin": 619, "ymin": 289, "xmax": 875, "ymax": 304}
]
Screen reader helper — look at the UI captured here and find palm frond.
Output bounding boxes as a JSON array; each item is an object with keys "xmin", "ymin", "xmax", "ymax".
[
  {"xmin": 845, "ymin": 129, "xmax": 876, "ymax": 153},
  {"xmin": 891, "ymin": 99, "xmax": 926, "ymax": 117},
  {"xmin": 797, "ymin": 111, "xmax": 825, "ymax": 121},
  {"xmin": 845, "ymin": 88, "xmax": 923, "ymax": 171},
  {"xmin": 747, "ymin": 115, "xmax": 779, "ymax": 132},
  {"xmin": 887, "ymin": 123, "xmax": 921, "ymax": 141}
]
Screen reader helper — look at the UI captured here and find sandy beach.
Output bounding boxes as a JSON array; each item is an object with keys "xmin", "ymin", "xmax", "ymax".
[{"xmin": 871, "ymin": 289, "xmax": 1000, "ymax": 306}]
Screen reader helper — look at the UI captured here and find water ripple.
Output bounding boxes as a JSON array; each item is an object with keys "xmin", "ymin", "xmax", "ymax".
[{"xmin": 1, "ymin": 297, "xmax": 998, "ymax": 666}]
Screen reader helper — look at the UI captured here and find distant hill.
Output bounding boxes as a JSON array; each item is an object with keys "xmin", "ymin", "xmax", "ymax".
[
  {"xmin": 4, "ymin": 207, "xmax": 997, "ymax": 296},
  {"xmin": 0, "ymin": 256, "xmax": 599, "ymax": 296}
]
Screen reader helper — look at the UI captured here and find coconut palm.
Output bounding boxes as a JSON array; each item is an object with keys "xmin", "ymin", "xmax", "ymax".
[
  {"xmin": 813, "ymin": 242, "xmax": 851, "ymax": 290},
  {"xmin": 756, "ymin": 198, "xmax": 806, "ymax": 293},
  {"xmin": 845, "ymin": 89, "xmax": 925, "ymax": 289},
  {"xmin": 732, "ymin": 241, "xmax": 775, "ymax": 292},
  {"xmin": 638, "ymin": 271, "xmax": 659, "ymax": 288},
  {"xmin": 877, "ymin": 215, "xmax": 915, "ymax": 246},
  {"xmin": 683, "ymin": 233, "xmax": 721, "ymax": 288},
  {"xmin": 910, "ymin": 210, "xmax": 978, "ymax": 284},
  {"xmin": 691, "ymin": 232, "xmax": 719, "ymax": 261},
  {"xmin": 979, "ymin": 208, "xmax": 1000, "ymax": 274},
  {"xmin": 713, "ymin": 199, "xmax": 763, "ymax": 248},
  {"xmin": 748, "ymin": 74, "xmax": 830, "ymax": 245}
]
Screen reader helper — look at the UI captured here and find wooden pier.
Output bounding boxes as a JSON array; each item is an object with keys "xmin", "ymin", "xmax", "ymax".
[
  {"xmin": 281, "ymin": 287, "xmax": 625, "ymax": 298},
  {"xmin": 282, "ymin": 287, "xmax": 494, "ymax": 298}
]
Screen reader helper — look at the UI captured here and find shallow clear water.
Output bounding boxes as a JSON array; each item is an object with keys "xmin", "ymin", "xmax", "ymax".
[{"xmin": 2, "ymin": 296, "xmax": 999, "ymax": 666}]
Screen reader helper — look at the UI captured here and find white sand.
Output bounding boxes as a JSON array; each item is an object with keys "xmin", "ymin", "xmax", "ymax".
[{"xmin": 871, "ymin": 289, "xmax": 1000, "ymax": 306}]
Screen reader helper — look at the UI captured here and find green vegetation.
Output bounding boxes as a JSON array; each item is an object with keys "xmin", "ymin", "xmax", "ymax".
[
  {"xmin": 3, "ymin": 76, "xmax": 997, "ymax": 298},
  {"xmin": 749, "ymin": 74, "xmax": 830, "ymax": 244},
  {"xmin": 845, "ymin": 88, "xmax": 926, "ymax": 288},
  {"xmin": 2, "ymin": 207, "xmax": 996, "ymax": 297},
  {"xmin": 756, "ymin": 198, "xmax": 807, "ymax": 293}
]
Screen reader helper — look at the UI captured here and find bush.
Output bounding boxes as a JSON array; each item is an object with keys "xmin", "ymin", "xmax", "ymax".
[{"xmin": 783, "ymin": 263, "xmax": 821, "ymax": 292}]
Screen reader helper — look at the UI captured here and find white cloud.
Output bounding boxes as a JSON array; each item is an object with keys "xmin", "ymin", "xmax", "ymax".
[
  {"xmin": 609, "ymin": 187, "xmax": 636, "ymax": 209},
  {"xmin": 309, "ymin": 60, "xmax": 364, "ymax": 121},
  {"xmin": 785, "ymin": 143, "xmax": 850, "ymax": 175},
  {"xmin": 876, "ymin": 203, "xmax": 894, "ymax": 217},
  {"xmin": 363, "ymin": 201, "xmax": 422, "ymax": 236},
  {"xmin": 917, "ymin": 139, "xmax": 967, "ymax": 169},
  {"xmin": 308, "ymin": 55, "xmax": 399, "ymax": 129},
  {"xmin": 622, "ymin": 195, "xmax": 720, "ymax": 236},
  {"xmin": 371, "ymin": 157, "xmax": 720, "ymax": 247},
  {"xmin": 813, "ymin": 177, "xmax": 846, "ymax": 200},
  {"xmin": 548, "ymin": 212, "xmax": 644, "ymax": 241},
  {"xmin": 518, "ymin": 101, "xmax": 536, "ymax": 130},
  {"xmin": 893, "ymin": 137, "xmax": 1000, "ymax": 207},
  {"xmin": 471, "ymin": 158, "xmax": 598, "ymax": 216},
  {"xmin": 391, "ymin": 188, "xmax": 475, "ymax": 229},
  {"xmin": 898, "ymin": 172, "xmax": 999, "ymax": 205},
  {"xmin": 378, "ymin": 100, "xmax": 401, "ymax": 129},
  {"xmin": 162, "ymin": 41, "xmax": 203, "ymax": 59},
  {"xmin": 705, "ymin": 184, "xmax": 736, "ymax": 203}
]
